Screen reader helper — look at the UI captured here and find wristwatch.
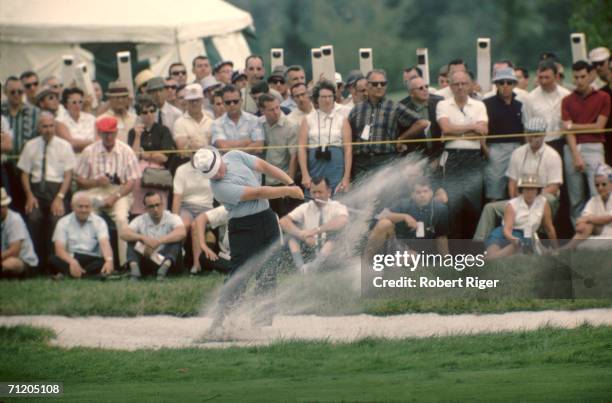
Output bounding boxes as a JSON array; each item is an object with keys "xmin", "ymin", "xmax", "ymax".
[{"xmin": 56, "ymin": 192, "xmax": 65, "ymax": 200}]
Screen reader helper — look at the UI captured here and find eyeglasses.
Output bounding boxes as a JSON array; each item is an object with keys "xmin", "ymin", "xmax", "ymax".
[
  {"xmin": 369, "ymin": 81, "xmax": 387, "ymax": 87},
  {"xmin": 140, "ymin": 108, "xmax": 157, "ymax": 115},
  {"xmin": 9, "ymin": 89, "xmax": 24, "ymax": 95},
  {"xmin": 412, "ymin": 84, "xmax": 429, "ymax": 91},
  {"xmin": 24, "ymin": 82, "xmax": 39, "ymax": 89},
  {"xmin": 171, "ymin": 70, "xmax": 187, "ymax": 76},
  {"xmin": 595, "ymin": 182, "xmax": 608, "ymax": 188},
  {"xmin": 496, "ymin": 80, "xmax": 516, "ymax": 86},
  {"xmin": 146, "ymin": 203, "xmax": 161, "ymax": 209},
  {"xmin": 270, "ymin": 79, "xmax": 285, "ymax": 85},
  {"xmin": 165, "ymin": 85, "xmax": 177, "ymax": 90},
  {"xmin": 592, "ymin": 60, "xmax": 606, "ymax": 67},
  {"xmin": 224, "ymin": 99, "xmax": 240, "ymax": 105}
]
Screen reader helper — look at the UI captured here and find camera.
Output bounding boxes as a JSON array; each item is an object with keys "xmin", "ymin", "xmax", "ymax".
[
  {"xmin": 315, "ymin": 146, "xmax": 331, "ymax": 161},
  {"xmin": 106, "ymin": 173, "xmax": 121, "ymax": 185}
]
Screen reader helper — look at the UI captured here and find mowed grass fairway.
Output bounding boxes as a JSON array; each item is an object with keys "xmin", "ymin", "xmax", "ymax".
[{"xmin": 1, "ymin": 325, "xmax": 612, "ymax": 402}]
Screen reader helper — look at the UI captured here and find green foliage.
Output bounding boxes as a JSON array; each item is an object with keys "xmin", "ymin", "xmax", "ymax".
[
  {"xmin": 228, "ymin": 0, "xmax": 583, "ymax": 91},
  {"xmin": 569, "ymin": 0, "xmax": 612, "ymax": 48},
  {"xmin": 1, "ymin": 325, "xmax": 612, "ymax": 401}
]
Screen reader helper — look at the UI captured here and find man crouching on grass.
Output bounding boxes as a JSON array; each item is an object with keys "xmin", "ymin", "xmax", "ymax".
[
  {"xmin": 50, "ymin": 191, "xmax": 114, "ymax": 279},
  {"xmin": 121, "ymin": 191, "xmax": 186, "ymax": 281},
  {"xmin": 192, "ymin": 146, "xmax": 304, "ymax": 333},
  {"xmin": 280, "ymin": 176, "xmax": 349, "ymax": 273}
]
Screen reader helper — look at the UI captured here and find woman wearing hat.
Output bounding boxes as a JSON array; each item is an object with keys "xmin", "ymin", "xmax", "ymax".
[
  {"xmin": 298, "ymin": 79, "xmax": 352, "ymax": 195},
  {"xmin": 192, "ymin": 147, "xmax": 303, "ymax": 331},
  {"xmin": 485, "ymin": 173, "xmax": 558, "ymax": 259}
]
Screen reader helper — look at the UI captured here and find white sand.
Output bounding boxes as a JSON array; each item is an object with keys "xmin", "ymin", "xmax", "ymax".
[{"xmin": 2, "ymin": 308, "xmax": 612, "ymax": 350}]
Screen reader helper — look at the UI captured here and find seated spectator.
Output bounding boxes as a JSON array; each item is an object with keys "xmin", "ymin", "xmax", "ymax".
[
  {"xmin": 211, "ymin": 84, "xmax": 264, "ymax": 154},
  {"xmin": 564, "ymin": 164, "xmax": 612, "ymax": 249},
  {"xmin": 98, "ymin": 81, "xmax": 137, "ymax": 143},
  {"xmin": 171, "ymin": 159, "xmax": 215, "ymax": 274},
  {"xmin": 194, "ymin": 205, "xmax": 232, "ymax": 275},
  {"xmin": 173, "ymin": 83, "xmax": 213, "ymax": 162},
  {"xmin": 299, "ymin": 80, "xmax": 352, "ymax": 194},
  {"xmin": 18, "ymin": 112, "xmax": 75, "ymax": 271},
  {"xmin": 75, "ymin": 116, "xmax": 140, "ymax": 267},
  {"xmin": 365, "ymin": 178, "xmax": 449, "ymax": 258},
  {"xmin": 211, "ymin": 90, "xmax": 226, "ymax": 119},
  {"xmin": 1, "ymin": 188, "xmax": 38, "ymax": 277},
  {"xmin": 485, "ymin": 174, "xmax": 558, "ymax": 259},
  {"xmin": 474, "ymin": 118, "xmax": 562, "ymax": 241},
  {"xmin": 57, "ymin": 87, "xmax": 96, "ymax": 151},
  {"xmin": 164, "ymin": 77, "xmax": 180, "ymax": 110},
  {"xmin": 280, "ymin": 177, "xmax": 349, "ymax": 273},
  {"xmin": 50, "ymin": 192, "xmax": 114, "ymax": 279},
  {"xmin": 127, "ymin": 95, "xmax": 176, "ymax": 215},
  {"xmin": 121, "ymin": 191, "xmax": 186, "ymax": 281}
]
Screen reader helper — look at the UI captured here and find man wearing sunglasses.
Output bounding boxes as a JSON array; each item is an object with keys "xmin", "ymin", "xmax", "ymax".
[
  {"xmin": 349, "ymin": 69, "xmax": 428, "ymax": 178},
  {"xmin": 212, "ymin": 84, "xmax": 264, "ymax": 155},
  {"xmin": 168, "ymin": 62, "xmax": 188, "ymax": 86},
  {"xmin": 1, "ymin": 77, "xmax": 40, "ymax": 157},
  {"xmin": 20, "ymin": 71, "xmax": 39, "ymax": 107},
  {"xmin": 483, "ymin": 68, "xmax": 524, "ymax": 202},
  {"xmin": 399, "ymin": 76, "xmax": 444, "ymax": 159}
]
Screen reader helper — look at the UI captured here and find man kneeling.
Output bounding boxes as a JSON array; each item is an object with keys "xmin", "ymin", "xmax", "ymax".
[
  {"xmin": 280, "ymin": 177, "xmax": 349, "ymax": 273},
  {"xmin": 50, "ymin": 191, "xmax": 114, "ymax": 279},
  {"xmin": 121, "ymin": 191, "xmax": 186, "ymax": 280}
]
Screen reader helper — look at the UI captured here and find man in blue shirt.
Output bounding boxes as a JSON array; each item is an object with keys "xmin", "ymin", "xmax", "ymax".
[
  {"xmin": 1, "ymin": 187, "xmax": 38, "ymax": 277},
  {"xmin": 193, "ymin": 147, "xmax": 303, "ymax": 331}
]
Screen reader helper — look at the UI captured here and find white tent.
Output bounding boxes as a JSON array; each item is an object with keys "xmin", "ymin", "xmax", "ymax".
[{"xmin": 0, "ymin": 0, "xmax": 253, "ymax": 83}]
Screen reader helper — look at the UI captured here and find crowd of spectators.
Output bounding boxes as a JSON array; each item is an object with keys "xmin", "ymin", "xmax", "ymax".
[{"xmin": 1, "ymin": 47, "xmax": 611, "ymax": 280}]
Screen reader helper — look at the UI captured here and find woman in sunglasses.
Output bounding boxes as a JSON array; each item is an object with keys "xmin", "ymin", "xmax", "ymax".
[{"xmin": 127, "ymin": 95, "xmax": 176, "ymax": 215}]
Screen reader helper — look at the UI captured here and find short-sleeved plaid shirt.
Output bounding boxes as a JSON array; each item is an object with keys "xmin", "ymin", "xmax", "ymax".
[
  {"xmin": 348, "ymin": 97, "xmax": 420, "ymax": 155},
  {"xmin": 1, "ymin": 101, "xmax": 40, "ymax": 155}
]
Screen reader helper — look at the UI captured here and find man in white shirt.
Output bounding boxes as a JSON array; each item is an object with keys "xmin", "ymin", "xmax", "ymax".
[
  {"xmin": 286, "ymin": 83, "xmax": 313, "ymax": 127},
  {"xmin": 121, "ymin": 191, "xmax": 186, "ymax": 280},
  {"xmin": 147, "ymin": 77, "xmax": 182, "ymax": 134},
  {"xmin": 522, "ymin": 60, "xmax": 571, "ymax": 158},
  {"xmin": 473, "ymin": 118, "xmax": 563, "ymax": 241},
  {"xmin": 194, "ymin": 205, "xmax": 232, "ymax": 274},
  {"xmin": 173, "ymin": 83, "xmax": 213, "ymax": 160},
  {"xmin": 280, "ymin": 177, "xmax": 349, "ymax": 273},
  {"xmin": 17, "ymin": 112, "xmax": 75, "ymax": 271},
  {"xmin": 436, "ymin": 70, "xmax": 488, "ymax": 239}
]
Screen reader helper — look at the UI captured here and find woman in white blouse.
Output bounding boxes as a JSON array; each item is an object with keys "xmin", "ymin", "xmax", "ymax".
[
  {"xmin": 58, "ymin": 87, "xmax": 96, "ymax": 152},
  {"xmin": 298, "ymin": 80, "xmax": 352, "ymax": 194},
  {"xmin": 486, "ymin": 173, "xmax": 557, "ymax": 259}
]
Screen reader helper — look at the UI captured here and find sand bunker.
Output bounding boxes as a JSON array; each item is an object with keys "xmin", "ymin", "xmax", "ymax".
[{"xmin": 2, "ymin": 309, "xmax": 612, "ymax": 350}]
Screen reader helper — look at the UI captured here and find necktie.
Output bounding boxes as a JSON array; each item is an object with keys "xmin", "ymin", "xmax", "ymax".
[
  {"xmin": 157, "ymin": 109, "xmax": 163, "ymax": 125},
  {"xmin": 40, "ymin": 140, "xmax": 48, "ymax": 193}
]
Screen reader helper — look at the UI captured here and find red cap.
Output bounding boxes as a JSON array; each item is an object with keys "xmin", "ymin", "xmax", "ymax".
[{"xmin": 96, "ymin": 116, "xmax": 118, "ymax": 133}]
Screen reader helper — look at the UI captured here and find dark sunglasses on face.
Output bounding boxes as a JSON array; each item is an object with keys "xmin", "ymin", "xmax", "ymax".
[
  {"xmin": 369, "ymin": 81, "xmax": 387, "ymax": 87},
  {"xmin": 24, "ymin": 82, "xmax": 39, "ymax": 89},
  {"xmin": 592, "ymin": 60, "xmax": 605, "ymax": 67},
  {"xmin": 224, "ymin": 99, "xmax": 240, "ymax": 105},
  {"xmin": 171, "ymin": 70, "xmax": 187, "ymax": 76},
  {"xmin": 496, "ymin": 80, "xmax": 516, "ymax": 86},
  {"xmin": 165, "ymin": 85, "xmax": 177, "ymax": 90},
  {"xmin": 270, "ymin": 79, "xmax": 285, "ymax": 84},
  {"xmin": 140, "ymin": 108, "xmax": 157, "ymax": 115}
]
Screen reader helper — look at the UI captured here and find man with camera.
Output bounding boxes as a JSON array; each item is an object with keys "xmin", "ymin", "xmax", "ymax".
[{"xmin": 75, "ymin": 116, "xmax": 140, "ymax": 267}]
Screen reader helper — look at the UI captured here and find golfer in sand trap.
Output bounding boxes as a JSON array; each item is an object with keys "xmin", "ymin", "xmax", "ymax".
[{"xmin": 192, "ymin": 147, "xmax": 304, "ymax": 333}]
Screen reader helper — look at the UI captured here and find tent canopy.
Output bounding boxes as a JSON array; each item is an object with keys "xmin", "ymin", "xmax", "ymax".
[{"xmin": 0, "ymin": 0, "xmax": 253, "ymax": 44}]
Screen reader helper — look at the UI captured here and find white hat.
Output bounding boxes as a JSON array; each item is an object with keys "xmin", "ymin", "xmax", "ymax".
[
  {"xmin": 589, "ymin": 47, "xmax": 610, "ymax": 63},
  {"xmin": 192, "ymin": 147, "xmax": 222, "ymax": 179},
  {"xmin": 184, "ymin": 83, "xmax": 204, "ymax": 101},
  {"xmin": 0, "ymin": 187, "xmax": 11, "ymax": 207},
  {"xmin": 200, "ymin": 76, "xmax": 221, "ymax": 92},
  {"xmin": 594, "ymin": 163, "xmax": 612, "ymax": 180}
]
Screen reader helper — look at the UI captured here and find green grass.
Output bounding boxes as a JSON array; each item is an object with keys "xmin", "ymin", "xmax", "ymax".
[
  {"xmin": 1, "ymin": 324, "xmax": 611, "ymax": 402},
  {"xmin": 1, "ymin": 267, "xmax": 611, "ymax": 317}
]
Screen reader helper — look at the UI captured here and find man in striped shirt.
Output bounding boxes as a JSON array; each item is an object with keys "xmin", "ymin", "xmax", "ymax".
[{"xmin": 74, "ymin": 116, "xmax": 140, "ymax": 266}]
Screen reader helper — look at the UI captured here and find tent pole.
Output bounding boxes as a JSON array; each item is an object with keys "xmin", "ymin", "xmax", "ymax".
[{"xmin": 174, "ymin": 27, "xmax": 182, "ymax": 64}]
